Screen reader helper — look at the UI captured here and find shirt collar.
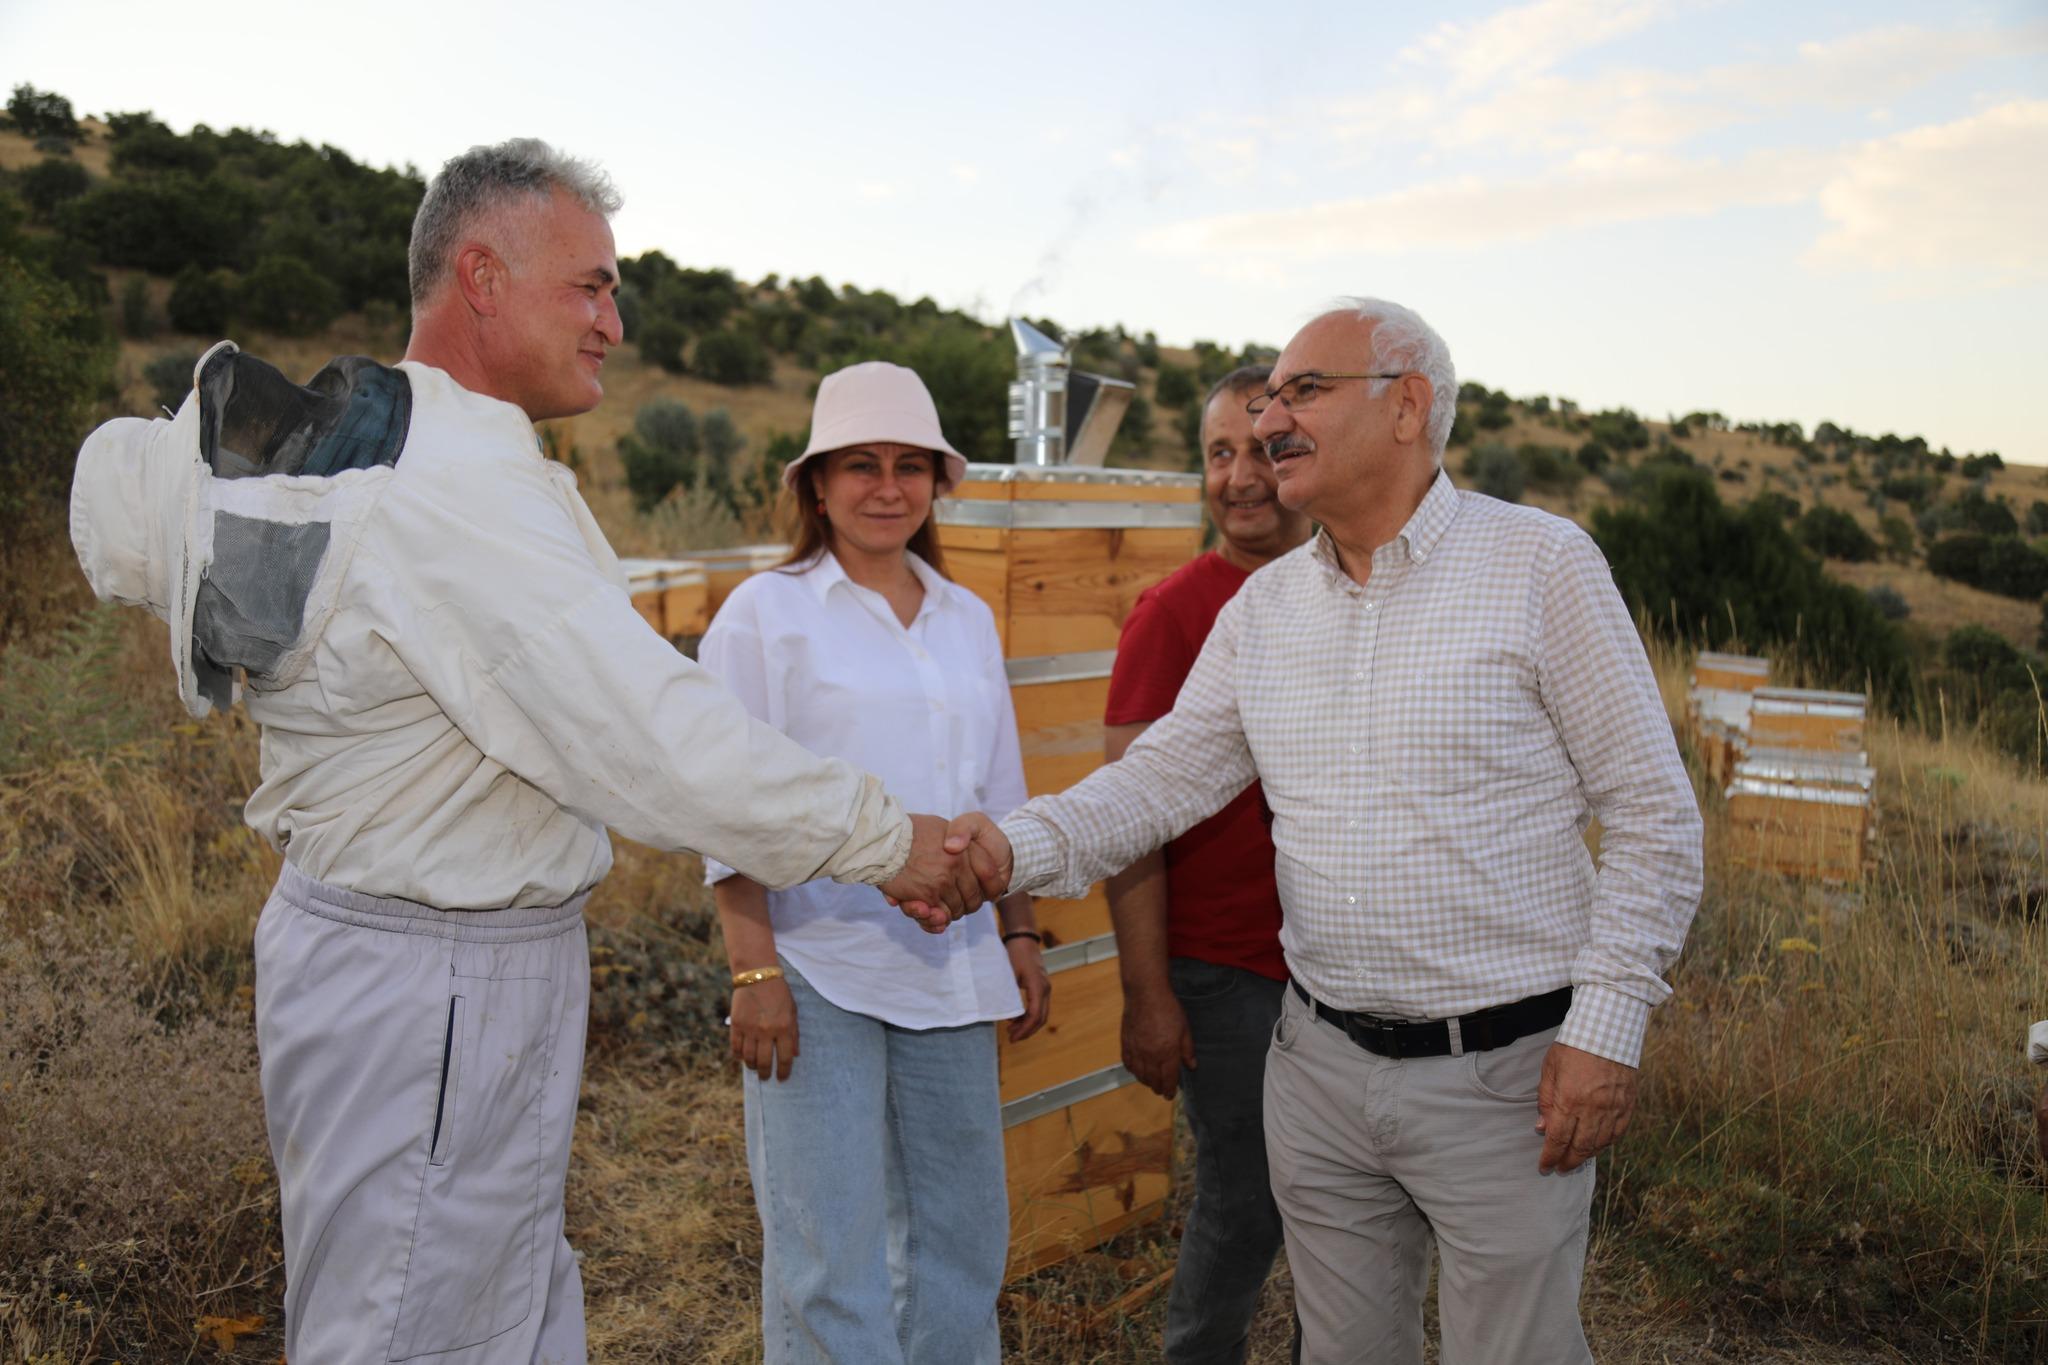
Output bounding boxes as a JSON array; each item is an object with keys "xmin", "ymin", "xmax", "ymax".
[
  {"xmin": 799, "ymin": 547, "xmax": 954, "ymax": 618},
  {"xmin": 1402, "ymin": 468, "xmax": 1460, "ymax": 565},
  {"xmin": 1309, "ymin": 467, "xmax": 1462, "ymax": 583}
]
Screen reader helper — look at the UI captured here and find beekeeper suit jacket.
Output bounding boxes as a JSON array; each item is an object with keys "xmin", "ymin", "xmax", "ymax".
[{"xmin": 70, "ymin": 344, "xmax": 910, "ymax": 908}]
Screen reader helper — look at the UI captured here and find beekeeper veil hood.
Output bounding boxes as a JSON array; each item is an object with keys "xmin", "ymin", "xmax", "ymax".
[{"xmin": 70, "ymin": 341, "xmax": 412, "ymax": 718}]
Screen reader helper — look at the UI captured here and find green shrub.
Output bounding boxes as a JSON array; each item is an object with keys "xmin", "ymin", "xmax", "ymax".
[
  {"xmin": 17, "ymin": 156, "xmax": 90, "ymax": 221},
  {"xmin": 1464, "ymin": 442, "xmax": 1524, "ymax": 502},
  {"xmin": 7, "ymin": 84, "xmax": 79, "ymax": 141},
  {"xmin": 1927, "ymin": 533, "xmax": 2048, "ymax": 600},
  {"xmin": 236, "ymin": 254, "xmax": 341, "ymax": 336},
  {"xmin": 1794, "ymin": 505, "xmax": 1877, "ymax": 561},
  {"xmin": 1475, "ymin": 392, "xmax": 1512, "ymax": 431},
  {"xmin": 60, "ymin": 173, "xmax": 259, "ymax": 275},
  {"xmin": 693, "ymin": 327, "xmax": 771, "ymax": 386},
  {"xmin": 166, "ymin": 265, "xmax": 234, "ymax": 335},
  {"xmin": 143, "ymin": 351, "xmax": 201, "ymax": 416},
  {"xmin": 1879, "ymin": 515, "xmax": 1916, "ymax": 562},
  {"xmin": 0, "ymin": 242, "xmax": 114, "ymax": 560},
  {"xmin": 1588, "ymin": 407, "xmax": 1650, "ymax": 451},
  {"xmin": 1153, "ymin": 363, "xmax": 1197, "ymax": 410},
  {"xmin": 1575, "ymin": 438, "xmax": 1610, "ymax": 472},
  {"xmin": 698, "ymin": 410, "xmax": 744, "ymax": 512},
  {"xmin": 118, "ymin": 275, "xmax": 157, "ymax": 338},
  {"xmin": 619, "ymin": 400, "xmax": 699, "ymax": 512},
  {"xmin": 1864, "ymin": 585, "xmax": 1908, "ymax": 620},
  {"xmin": 637, "ymin": 315, "xmax": 688, "ymax": 373},
  {"xmin": 1591, "ymin": 464, "xmax": 1910, "ymax": 698},
  {"xmin": 1517, "ymin": 442, "xmax": 1581, "ymax": 494}
]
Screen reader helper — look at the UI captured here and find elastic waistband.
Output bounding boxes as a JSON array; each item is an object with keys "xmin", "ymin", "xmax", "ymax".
[{"xmin": 273, "ymin": 859, "xmax": 589, "ymax": 943}]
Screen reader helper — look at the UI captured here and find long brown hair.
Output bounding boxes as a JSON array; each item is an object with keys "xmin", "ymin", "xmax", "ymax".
[{"xmin": 774, "ymin": 456, "xmax": 951, "ymax": 579}]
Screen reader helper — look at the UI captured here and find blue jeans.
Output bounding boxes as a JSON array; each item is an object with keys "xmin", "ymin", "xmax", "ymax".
[
  {"xmin": 1163, "ymin": 958, "xmax": 1290, "ymax": 1365},
  {"xmin": 743, "ymin": 962, "xmax": 1006, "ymax": 1365}
]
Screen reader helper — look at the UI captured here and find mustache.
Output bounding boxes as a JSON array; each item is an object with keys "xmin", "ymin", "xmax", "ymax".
[{"xmin": 1264, "ymin": 435, "xmax": 1315, "ymax": 460}]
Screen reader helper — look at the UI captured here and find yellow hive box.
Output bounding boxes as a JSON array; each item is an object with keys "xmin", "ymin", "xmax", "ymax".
[
  {"xmin": 1725, "ymin": 747, "xmax": 1875, "ymax": 882},
  {"xmin": 1749, "ymin": 687, "xmax": 1866, "ymax": 754},
  {"xmin": 1692, "ymin": 650, "xmax": 1771, "ymax": 693},
  {"xmin": 938, "ymin": 462, "xmax": 1203, "ymax": 1274},
  {"xmin": 621, "ymin": 558, "xmax": 710, "ymax": 646}
]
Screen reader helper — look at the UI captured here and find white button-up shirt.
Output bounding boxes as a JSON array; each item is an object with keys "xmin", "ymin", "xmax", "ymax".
[
  {"xmin": 232, "ymin": 363, "xmax": 909, "ymax": 907},
  {"xmin": 1003, "ymin": 471, "xmax": 1703, "ymax": 1066},
  {"xmin": 700, "ymin": 550, "xmax": 1027, "ymax": 1029}
]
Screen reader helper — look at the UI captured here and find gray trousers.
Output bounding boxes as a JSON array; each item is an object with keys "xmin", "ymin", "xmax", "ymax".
[
  {"xmin": 253, "ymin": 862, "xmax": 591, "ymax": 1364},
  {"xmin": 1262, "ymin": 984, "xmax": 1594, "ymax": 1365}
]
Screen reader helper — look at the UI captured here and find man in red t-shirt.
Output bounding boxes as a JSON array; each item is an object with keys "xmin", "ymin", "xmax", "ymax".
[{"xmin": 1106, "ymin": 363, "xmax": 1312, "ymax": 1364}]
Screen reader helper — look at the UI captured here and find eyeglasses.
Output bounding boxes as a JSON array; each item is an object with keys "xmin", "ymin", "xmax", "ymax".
[{"xmin": 1245, "ymin": 372, "xmax": 1405, "ymax": 416}]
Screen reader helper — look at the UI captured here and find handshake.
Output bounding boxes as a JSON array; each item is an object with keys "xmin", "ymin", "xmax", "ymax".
[{"xmin": 878, "ymin": 812, "xmax": 1016, "ymax": 933}]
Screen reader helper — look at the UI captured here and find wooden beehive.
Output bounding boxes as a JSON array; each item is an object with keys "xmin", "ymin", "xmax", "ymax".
[
  {"xmin": 1692, "ymin": 651, "xmax": 1771, "ymax": 693},
  {"xmin": 935, "ymin": 462, "xmax": 1204, "ymax": 1274},
  {"xmin": 622, "ymin": 558, "xmax": 710, "ymax": 647},
  {"xmin": 1725, "ymin": 746, "xmax": 1876, "ymax": 882},
  {"xmin": 686, "ymin": 544, "xmax": 791, "ymax": 619},
  {"xmin": 1748, "ymin": 687, "xmax": 1866, "ymax": 754},
  {"xmin": 1685, "ymin": 653, "xmax": 1770, "ymax": 784}
]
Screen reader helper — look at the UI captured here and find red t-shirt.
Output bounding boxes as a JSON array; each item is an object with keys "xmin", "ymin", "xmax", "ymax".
[{"xmin": 1104, "ymin": 551, "xmax": 1287, "ymax": 981}]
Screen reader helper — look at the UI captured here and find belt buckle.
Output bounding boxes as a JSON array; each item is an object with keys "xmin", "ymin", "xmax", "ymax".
[{"xmin": 1350, "ymin": 1016, "xmax": 1402, "ymax": 1058}]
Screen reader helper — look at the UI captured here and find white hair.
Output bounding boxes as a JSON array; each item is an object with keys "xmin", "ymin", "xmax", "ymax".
[
  {"xmin": 408, "ymin": 138, "xmax": 622, "ymax": 307},
  {"xmin": 1319, "ymin": 296, "xmax": 1458, "ymax": 466}
]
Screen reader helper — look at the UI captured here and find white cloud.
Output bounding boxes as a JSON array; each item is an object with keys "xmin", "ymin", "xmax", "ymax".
[
  {"xmin": 1145, "ymin": 147, "xmax": 1824, "ymax": 258},
  {"xmin": 1808, "ymin": 99, "xmax": 2048, "ymax": 278},
  {"xmin": 1393, "ymin": 21, "xmax": 2048, "ymax": 157},
  {"xmin": 1401, "ymin": 0, "xmax": 1675, "ymax": 91}
]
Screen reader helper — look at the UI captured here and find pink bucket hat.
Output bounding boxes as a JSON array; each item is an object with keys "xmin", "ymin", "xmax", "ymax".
[{"xmin": 783, "ymin": 361, "xmax": 968, "ymax": 490}]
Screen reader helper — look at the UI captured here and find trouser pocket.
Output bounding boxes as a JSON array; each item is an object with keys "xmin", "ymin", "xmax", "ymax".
[{"xmin": 389, "ymin": 973, "xmax": 556, "ymax": 1361}]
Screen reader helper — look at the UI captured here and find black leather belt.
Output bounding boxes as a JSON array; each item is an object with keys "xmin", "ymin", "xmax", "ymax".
[{"xmin": 1291, "ymin": 980, "xmax": 1572, "ymax": 1059}]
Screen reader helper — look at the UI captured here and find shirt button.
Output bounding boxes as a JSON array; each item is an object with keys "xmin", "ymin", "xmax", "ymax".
[
  {"xmin": 1364, "ymin": 601, "xmax": 1377, "ymax": 612},
  {"xmin": 1352, "ymin": 671, "xmax": 1365, "ymax": 681},
  {"xmin": 1353, "ymin": 967, "xmax": 1367, "ymax": 979},
  {"xmin": 1347, "ymin": 818, "xmax": 1360, "ymax": 829},
  {"xmin": 1344, "ymin": 895, "xmax": 1357, "ymax": 905},
  {"xmin": 1349, "ymin": 743, "xmax": 1362, "ymax": 755}
]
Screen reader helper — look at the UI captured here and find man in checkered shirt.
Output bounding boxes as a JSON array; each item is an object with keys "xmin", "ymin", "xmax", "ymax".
[{"xmin": 944, "ymin": 299, "xmax": 1704, "ymax": 1364}]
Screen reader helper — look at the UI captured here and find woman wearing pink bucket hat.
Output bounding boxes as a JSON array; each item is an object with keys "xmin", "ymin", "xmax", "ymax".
[{"xmin": 699, "ymin": 361, "xmax": 1050, "ymax": 1363}]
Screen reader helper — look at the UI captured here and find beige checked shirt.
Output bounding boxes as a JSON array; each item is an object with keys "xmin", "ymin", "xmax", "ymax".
[{"xmin": 1003, "ymin": 471, "xmax": 1703, "ymax": 1066}]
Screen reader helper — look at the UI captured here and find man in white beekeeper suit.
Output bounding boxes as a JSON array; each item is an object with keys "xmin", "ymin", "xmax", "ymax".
[{"xmin": 68, "ymin": 139, "xmax": 995, "ymax": 1364}]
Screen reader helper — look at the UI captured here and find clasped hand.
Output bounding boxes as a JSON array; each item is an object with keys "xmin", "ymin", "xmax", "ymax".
[{"xmin": 879, "ymin": 812, "xmax": 1015, "ymax": 933}]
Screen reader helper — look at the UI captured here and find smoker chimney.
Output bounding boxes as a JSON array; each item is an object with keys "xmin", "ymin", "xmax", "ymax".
[{"xmin": 1007, "ymin": 318, "xmax": 1137, "ymax": 467}]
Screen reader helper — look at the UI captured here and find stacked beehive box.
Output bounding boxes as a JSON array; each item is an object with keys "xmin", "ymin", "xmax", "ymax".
[
  {"xmin": 622, "ymin": 558, "xmax": 710, "ymax": 649},
  {"xmin": 1686, "ymin": 656, "xmax": 1877, "ymax": 882},
  {"xmin": 935, "ymin": 462, "xmax": 1203, "ymax": 1274},
  {"xmin": 1687, "ymin": 651, "xmax": 1771, "ymax": 788}
]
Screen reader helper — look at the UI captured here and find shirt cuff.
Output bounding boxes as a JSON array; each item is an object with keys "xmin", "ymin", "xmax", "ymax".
[
  {"xmin": 2030, "ymin": 1020, "xmax": 2048, "ymax": 1066},
  {"xmin": 1555, "ymin": 983, "xmax": 1652, "ymax": 1067},
  {"xmin": 1000, "ymin": 812, "xmax": 1063, "ymax": 898},
  {"xmin": 853, "ymin": 808, "xmax": 914, "ymax": 889}
]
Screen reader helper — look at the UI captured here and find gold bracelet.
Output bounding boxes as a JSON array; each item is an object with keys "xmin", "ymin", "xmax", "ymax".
[{"xmin": 731, "ymin": 966, "xmax": 785, "ymax": 988}]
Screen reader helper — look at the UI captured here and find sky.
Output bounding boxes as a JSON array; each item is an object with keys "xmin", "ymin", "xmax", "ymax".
[{"xmin": 5, "ymin": 0, "xmax": 2045, "ymax": 461}]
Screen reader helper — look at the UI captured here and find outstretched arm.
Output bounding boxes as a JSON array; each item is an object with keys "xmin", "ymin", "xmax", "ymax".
[{"xmin": 1000, "ymin": 593, "xmax": 1258, "ymax": 901}]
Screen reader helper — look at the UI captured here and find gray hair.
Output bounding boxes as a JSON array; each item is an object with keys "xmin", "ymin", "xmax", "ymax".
[
  {"xmin": 408, "ymin": 138, "xmax": 622, "ymax": 307},
  {"xmin": 1203, "ymin": 363, "xmax": 1273, "ymax": 413},
  {"xmin": 1319, "ymin": 297, "xmax": 1457, "ymax": 466}
]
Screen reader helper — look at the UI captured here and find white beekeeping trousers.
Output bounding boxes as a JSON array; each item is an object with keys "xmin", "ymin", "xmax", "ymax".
[{"xmin": 253, "ymin": 861, "xmax": 590, "ymax": 1364}]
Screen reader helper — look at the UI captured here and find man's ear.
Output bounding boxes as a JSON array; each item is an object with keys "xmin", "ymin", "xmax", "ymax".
[
  {"xmin": 1393, "ymin": 373, "xmax": 1433, "ymax": 447},
  {"xmin": 452, "ymin": 241, "xmax": 505, "ymax": 318}
]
